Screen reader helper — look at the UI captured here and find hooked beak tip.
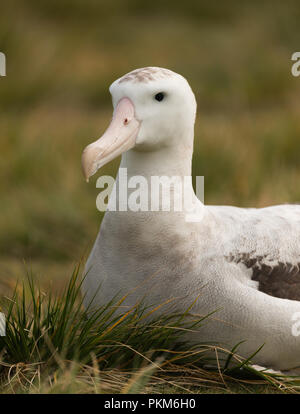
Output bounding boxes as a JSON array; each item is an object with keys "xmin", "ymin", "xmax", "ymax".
[{"xmin": 81, "ymin": 145, "xmax": 100, "ymax": 182}]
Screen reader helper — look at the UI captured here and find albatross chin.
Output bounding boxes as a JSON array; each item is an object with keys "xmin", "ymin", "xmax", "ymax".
[{"xmin": 81, "ymin": 67, "xmax": 300, "ymax": 373}]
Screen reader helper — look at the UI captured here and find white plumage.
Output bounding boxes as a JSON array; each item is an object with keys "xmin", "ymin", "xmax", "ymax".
[{"xmin": 81, "ymin": 67, "xmax": 300, "ymax": 373}]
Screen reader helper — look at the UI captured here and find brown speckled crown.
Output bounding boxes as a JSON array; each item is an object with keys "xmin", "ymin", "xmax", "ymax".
[{"xmin": 118, "ymin": 67, "xmax": 175, "ymax": 84}]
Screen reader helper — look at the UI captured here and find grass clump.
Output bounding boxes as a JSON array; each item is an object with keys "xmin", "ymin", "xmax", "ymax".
[{"xmin": 0, "ymin": 265, "xmax": 300, "ymax": 394}]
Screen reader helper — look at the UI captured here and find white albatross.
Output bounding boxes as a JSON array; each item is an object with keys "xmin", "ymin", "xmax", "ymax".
[{"xmin": 81, "ymin": 67, "xmax": 300, "ymax": 373}]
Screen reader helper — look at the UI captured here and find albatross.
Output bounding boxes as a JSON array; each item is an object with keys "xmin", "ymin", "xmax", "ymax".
[{"xmin": 81, "ymin": 67, "xmax": 300, "ymax": 373}]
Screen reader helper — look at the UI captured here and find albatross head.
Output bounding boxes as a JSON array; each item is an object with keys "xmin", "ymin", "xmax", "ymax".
[{"xmin": 82, "ymin": 67, "xmax": 197, "ymax": 181}]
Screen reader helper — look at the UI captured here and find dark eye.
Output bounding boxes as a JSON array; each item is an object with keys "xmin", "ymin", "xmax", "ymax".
[{"xmin": 154, "ymin": 92, "xmax": 165, "ymax": 102}]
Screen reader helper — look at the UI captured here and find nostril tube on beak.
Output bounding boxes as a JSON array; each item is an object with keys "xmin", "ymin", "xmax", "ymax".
[{"xmin": 81, "ymin": 97, "xmax": 140, "ymax": 182}]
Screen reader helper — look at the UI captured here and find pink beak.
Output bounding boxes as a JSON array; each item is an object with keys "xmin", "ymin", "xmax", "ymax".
[{"xmin": 81, "ymin": 97, "xmax": 140, "ymax": 182}]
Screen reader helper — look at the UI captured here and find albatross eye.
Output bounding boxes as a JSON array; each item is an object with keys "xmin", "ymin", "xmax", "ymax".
[{"xmin": 154, "ymin": 92, "xmax": 165, "ymax": 102}]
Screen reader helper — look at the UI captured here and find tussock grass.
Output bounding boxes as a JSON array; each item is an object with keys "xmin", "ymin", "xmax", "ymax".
[{"xmin": 0, "ymin": 266, "xmax": 300, "ymax": 394}]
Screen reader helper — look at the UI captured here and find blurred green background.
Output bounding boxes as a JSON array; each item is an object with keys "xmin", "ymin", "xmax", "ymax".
[{"xmin": 1, "ymin": 0, "xmax": 300, "ymax": 289}]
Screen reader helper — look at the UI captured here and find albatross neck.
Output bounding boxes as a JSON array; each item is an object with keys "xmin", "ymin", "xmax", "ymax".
[
  {"xmin": 120, "ymin": 142, "xmax": 194, "ymax": 179},
  {"xmin": 112, "ymin": 135, "xmax": 206, "ymax": 223}
]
